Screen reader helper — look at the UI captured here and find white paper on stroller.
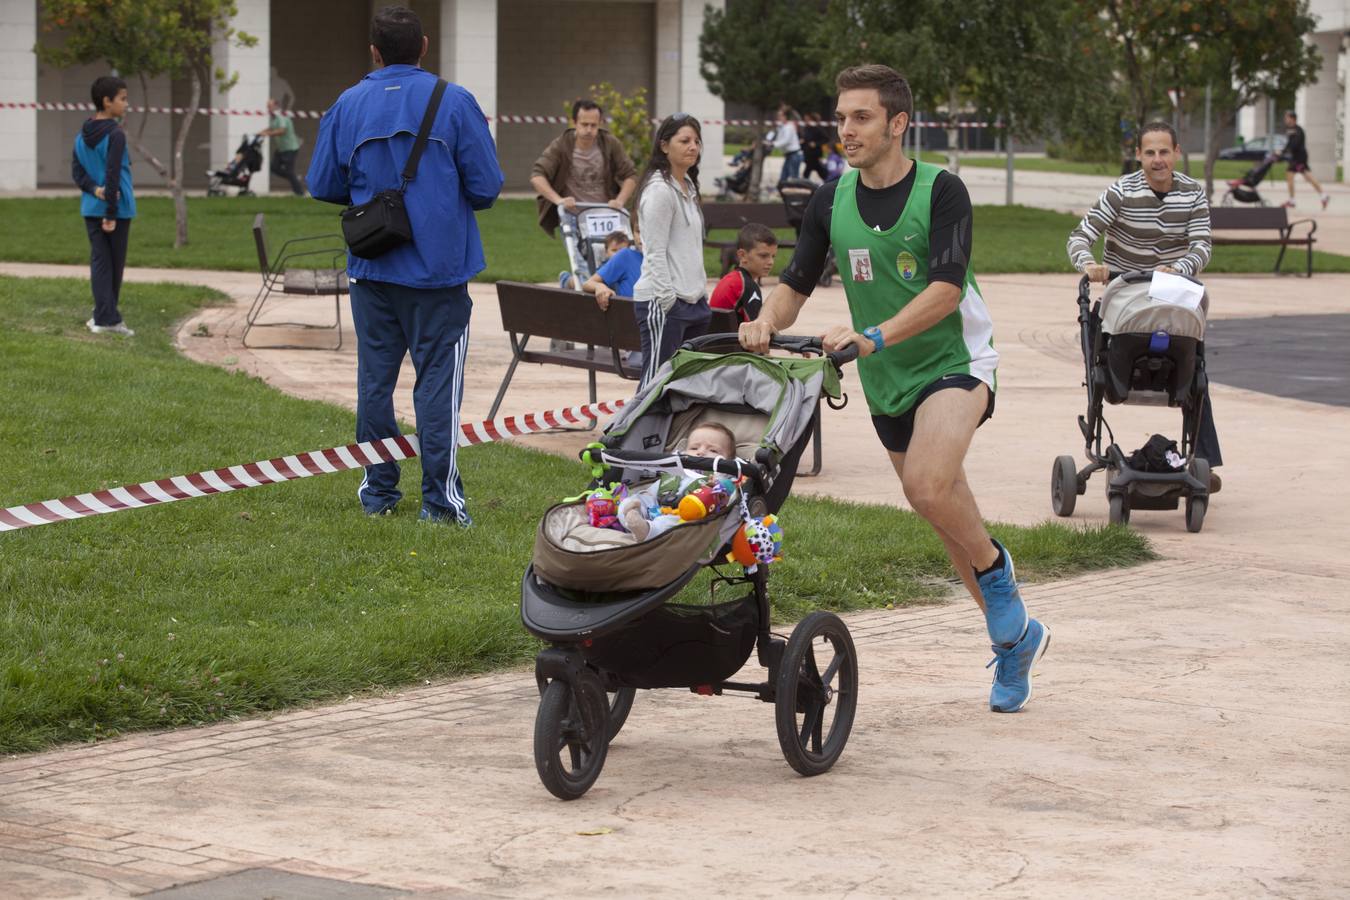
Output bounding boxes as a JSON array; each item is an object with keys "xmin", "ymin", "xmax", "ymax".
[
  {"xmin": 1147, "ymin": 271, "xmax": 1205, "ymax": 311},
  {"xmin": 584, "ymin": 212, "xmax": 624, "ymax": 238}
]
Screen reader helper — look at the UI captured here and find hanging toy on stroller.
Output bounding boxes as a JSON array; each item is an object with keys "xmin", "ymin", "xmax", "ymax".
[
  {"xmin": 206, "ymin": 134, "xmax": 264, "ymax": 197},
  {"xmin": 522, "ymin": 333, "xmax": 861, "ymax": 799},
  {"xmin": 1050, "ymin": 272, "xmax": 1212, "ymax": 532},
  {"xmin": 1220, "ymin": 151, "xmax": 1277, "ymax": 206}
]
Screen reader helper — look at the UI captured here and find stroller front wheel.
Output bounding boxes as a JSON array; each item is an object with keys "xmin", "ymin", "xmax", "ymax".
[
  {"xmin": 534, "ymin": 676, "xmax": 610, "ymax": 800},
  {"xmin": 1051, "ymin": 455, "xmax": 1078, "ymax": 517},
  {"xmin": 775, "ymin": 611, "xmax": 858, "ymax": 777},
  {"xmin": 1108, "ymin": 492, "xmax": 1130, "ymax": 526}
]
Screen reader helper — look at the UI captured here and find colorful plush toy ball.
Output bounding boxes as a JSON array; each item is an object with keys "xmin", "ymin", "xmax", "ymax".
[{"xmin": 727, "ymin": 514, "xmax": 783, "ymax": 567}]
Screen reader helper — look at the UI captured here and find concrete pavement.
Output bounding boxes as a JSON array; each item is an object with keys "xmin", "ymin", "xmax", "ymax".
[{"xmin": 2, "ymin": 222, "xmax": 1349, "ymax": 895}]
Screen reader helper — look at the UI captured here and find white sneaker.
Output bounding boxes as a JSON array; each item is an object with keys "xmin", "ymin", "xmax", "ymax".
[
  {"xmin": 89, "ymin": 321, "xmax": 135, "ymax": 336},
  {"xmin": 1321, "ymin": 194, "xmax": 1331, "ymax": 210}
]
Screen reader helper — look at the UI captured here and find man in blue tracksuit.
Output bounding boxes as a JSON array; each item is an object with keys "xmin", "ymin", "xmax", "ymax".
[
  {"xmin": 308, "ymin": 5, "xmax": 504, "ymax": 525},
  {"xmin": 71, "ymin": 75, "xmax": 136, "ymax": 336}
]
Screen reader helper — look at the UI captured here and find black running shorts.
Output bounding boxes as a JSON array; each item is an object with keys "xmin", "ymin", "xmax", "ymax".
[{"xmin": 869, "ymin": 374, "xmax": 995, "ymax": 454}]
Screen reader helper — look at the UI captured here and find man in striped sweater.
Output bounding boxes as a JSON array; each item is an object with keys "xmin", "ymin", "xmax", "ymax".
[{"xmin": 1066, "ymin": 121, "xmax": 1223, "ymax": 490}]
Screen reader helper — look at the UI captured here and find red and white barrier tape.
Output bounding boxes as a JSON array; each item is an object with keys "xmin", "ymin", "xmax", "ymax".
[
  {"xmin": 0, "ymin": 397, "xmax": 627, "ymax": 533},
  {"xmin": 0, "ymin": 101, "xmax": 992, "ymax": 128}
]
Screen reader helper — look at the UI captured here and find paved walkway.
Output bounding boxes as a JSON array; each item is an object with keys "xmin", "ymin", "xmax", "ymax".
[{"xmin": 3, "ymin": 238, "xmax": 1349, "ymax": 894}]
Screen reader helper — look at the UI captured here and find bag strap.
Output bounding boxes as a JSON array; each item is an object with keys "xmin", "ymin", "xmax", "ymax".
[{"xmin": 399, "ymin": 78, "xmax": 448, "ymax": 190}]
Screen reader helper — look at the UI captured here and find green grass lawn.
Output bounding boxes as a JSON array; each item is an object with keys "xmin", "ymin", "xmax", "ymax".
[
  {"xmin": 0, "ymin": 275, "xmax": 1152, "ymax": 753},
  {"xmin": 3, "ymin": 195, "xmax": 1345, "ymax": 280}
]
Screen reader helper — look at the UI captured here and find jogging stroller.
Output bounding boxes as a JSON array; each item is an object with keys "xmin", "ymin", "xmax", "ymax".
[
  {"xmin": 779, "ymin": 177, "xmax": 838, "ymax": 287},
  {"xmin": 206, "ymin": 134, "xmax": 264, "ymax": 196},
  {"xmin": 1050, "ymin": 272, "xmax": 1212, "ymax": 532},
  {"xmin": 1220, "ymin": 151, "xmax": 1277, "ymax": 206},
  {"xmin": 522, "ymin": 334, "xmax": 860, "ymax": 799}
]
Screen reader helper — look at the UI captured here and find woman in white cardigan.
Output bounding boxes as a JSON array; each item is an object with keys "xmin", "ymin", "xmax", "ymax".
[{"xmin": 632, "ymin": 113, "xmax": 710, "ymax": 387}]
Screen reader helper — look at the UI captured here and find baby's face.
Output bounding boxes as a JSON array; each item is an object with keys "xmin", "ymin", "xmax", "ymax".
[{"xmin": 685, "ymin": 427, "xmax": 734, "ymax": 459}]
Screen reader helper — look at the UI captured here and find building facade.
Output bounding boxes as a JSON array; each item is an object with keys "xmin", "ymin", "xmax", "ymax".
[{"xmin": 0, "ymin": 0, "xmax": 727, "ymax": 193}]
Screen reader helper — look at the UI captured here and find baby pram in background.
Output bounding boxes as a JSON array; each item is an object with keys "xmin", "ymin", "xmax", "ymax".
[
  {"xmin": 715, "ymin": 145, "xmax": 755, "ymax": 200},
  {"xmin": 1221, "ymin": 151, "xmax": 1277, "ymax": 206},
  {"xmin": 522, "ymin": 334, "xmax": 860, "ymax": 799},
  {"xmin": 206, "ymin": 134, "xmax": 264, "ymax": 197},
  {"xmin": 1051, "ymin": 272, "xmax": 1212, "ymax": 532},
  {"xmin": 779, "ymin": 177, "xmax": 838, "ymax": 287}
]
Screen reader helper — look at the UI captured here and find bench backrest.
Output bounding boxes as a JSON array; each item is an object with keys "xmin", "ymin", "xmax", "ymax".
[
  {"xmin": 1210, "ymin": 207, "xmax": 1289, "ymax": 230},
  {"xmin": 496, "ymin": 281, "xmax": 739, "ymax": 353},
  {"xmin": 702, "ymin": 201, "xmax": 791, "ymax": 231}
]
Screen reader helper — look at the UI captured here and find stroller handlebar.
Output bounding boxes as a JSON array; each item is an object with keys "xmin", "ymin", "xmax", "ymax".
[
  {"xmin": 681, "ymin": 332, "xmax": 859, "ymax": 369},
  {"xmin": 1079, "ymin": 269, "xmax": 1203, "ymax": 302}
]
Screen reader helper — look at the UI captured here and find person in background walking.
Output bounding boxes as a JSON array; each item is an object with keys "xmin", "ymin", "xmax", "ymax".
[
  {"xmin": 1280, "ymin": 111, "xmax": 1330, "ymax": 210},
  {"xmin": 772, "ymin": 104, "xmax": 803, "ymax": 189},
  {"xmin": 259, "ymin": 97, "xmax": 306, "ymax": 196}
]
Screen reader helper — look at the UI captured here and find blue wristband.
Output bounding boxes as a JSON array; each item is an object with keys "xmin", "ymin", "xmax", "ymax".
[{"xmin": 863, "ymin": 325, "xmax": 885, "ymax": 353}]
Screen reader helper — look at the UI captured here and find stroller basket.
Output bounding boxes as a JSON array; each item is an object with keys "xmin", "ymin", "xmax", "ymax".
[{"xmin": 581, "ymin": 594, "xmax": 759, "ymax": 689}]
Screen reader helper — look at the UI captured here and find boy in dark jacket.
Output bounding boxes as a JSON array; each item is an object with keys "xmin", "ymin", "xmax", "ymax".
[{"xmin": 71, "ymin": 75, "xmax": 136, "ymax": 336}]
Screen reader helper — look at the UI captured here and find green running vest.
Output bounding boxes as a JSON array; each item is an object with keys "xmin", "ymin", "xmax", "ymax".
[{"xmin": 830, "ymin": 162, "xmax": 998, "ymax": 416}]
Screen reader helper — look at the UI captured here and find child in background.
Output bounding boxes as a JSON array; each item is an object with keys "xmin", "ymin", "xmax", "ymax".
[
  {"xmin": 581, "ymin": 230, "xmax": 643, "ymax": 311},
  {"xmin": 710, "ymin": 223, "xmax": 778, "ymax": 322},
  {"xmin": 619, "ymin": 422, "xmax": 739, "ymax": 540}
]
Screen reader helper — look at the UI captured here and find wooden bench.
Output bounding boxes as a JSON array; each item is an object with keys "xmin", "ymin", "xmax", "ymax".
[
  {"xmin": 489, "ymin": 281, "xmax": 738, "ymax": 420},
  {"xmin": 1210, "ymin": 206, "xmax": 1317, "ymax": 277},
  {"xmin": 703, "ymin": 201, "xmax": 796, "ymax": 275}
]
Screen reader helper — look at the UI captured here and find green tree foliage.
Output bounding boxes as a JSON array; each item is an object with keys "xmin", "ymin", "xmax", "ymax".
[
  {"xmin": 1085, "ymin": 0, "xmax": 1321, "ymax": 196},
  {"xmin": 564, "ymin": 81, "xmax": 652, "ymax": 171},
  {"xmin": 36, "ymin": 0, "xmax": 256, "ymax": 247},
  {"xmin": 699, "ymin": 0, "xmax": 830, "ymax": 196},
  {"xmin": 814, "ymin": 0, "xmax": 1119, "ymax": 165}
]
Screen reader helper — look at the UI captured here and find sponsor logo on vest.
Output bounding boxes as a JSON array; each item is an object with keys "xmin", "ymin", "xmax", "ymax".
[
  {"xmin": 848, "ymin": 247, "xmax": 874, "ymax": 282},
  {"xmin": 897, "ymin": 250, "xmax": 917, "ymax": 281}
]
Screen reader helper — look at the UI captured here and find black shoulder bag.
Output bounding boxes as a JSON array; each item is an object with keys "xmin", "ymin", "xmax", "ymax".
[{"xmin": 340, "ymin": 78, "xmax": 448, "ymax": 259}]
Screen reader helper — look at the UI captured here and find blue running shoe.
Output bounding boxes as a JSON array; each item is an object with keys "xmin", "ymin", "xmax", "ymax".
[
  {"xmin": 977, "ymin": 540, "xmax": 1028, "ymax": 647},
  {"xmin": 988, "ymin": 618, "xmax": 1050, "ymax": 713}
]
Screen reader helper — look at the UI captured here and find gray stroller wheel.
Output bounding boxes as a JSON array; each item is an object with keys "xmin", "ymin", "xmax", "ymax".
[
  {"xmin": 775, "ymin": 611, "xmax": 857, "ymax": 776},
  {"xmin": 534, "ymin": 675, "xmax": 610, "ymax": 800},
  {"xmin": 1186, "ymin": 458, "xmax": 1210, "ymax": 533},
  {"xmin": 1108, "ymin": 492, "xmax": 1130, "ymax": 526},
  {"xmin": 1051, "ymin": 455, "xmax": 1078, "ymax": 517}
]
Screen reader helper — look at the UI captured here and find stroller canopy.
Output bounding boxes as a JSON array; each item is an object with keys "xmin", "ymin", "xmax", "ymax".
[
  {"xmin": 1100, "ymin": 277, "xmax": 1207, "ymax": 340},
  {"xmin": 604, "ymin": 348, "xmax": 842, "ymax": 463}
]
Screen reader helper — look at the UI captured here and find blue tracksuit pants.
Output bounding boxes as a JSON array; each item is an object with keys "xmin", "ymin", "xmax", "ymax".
[{"xmin": 350, "ymin": 279, "xmax": 472, "ymax": 521}]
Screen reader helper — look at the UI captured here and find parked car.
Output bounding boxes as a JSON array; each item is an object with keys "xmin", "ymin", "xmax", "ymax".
[{"xmin": 1217, "ymin": 134, "xmax": 1287, "ymax": 161}]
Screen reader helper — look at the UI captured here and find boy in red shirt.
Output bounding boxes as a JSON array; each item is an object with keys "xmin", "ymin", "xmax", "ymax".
[{"xmin": 710, "ymin": 223, "xmax": 778, "ymax": 322}]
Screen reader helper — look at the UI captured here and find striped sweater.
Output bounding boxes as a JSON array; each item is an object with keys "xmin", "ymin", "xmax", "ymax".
[{"xmin": 1066, "ymin": 170, "xmax": 1212, "ymax": 276}]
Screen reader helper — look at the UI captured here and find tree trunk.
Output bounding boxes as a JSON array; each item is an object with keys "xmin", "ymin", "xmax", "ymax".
[
  {"xmin": 170, "ymin": 69, "xmax": 202, "ymax": 248},
  {"xmin": 1203, "ymin": 110, "xmax": 1238, "ymax": 202},
  {"xmin": 129, "ymin": 74, "xmax": 172, "ymax": 181}
]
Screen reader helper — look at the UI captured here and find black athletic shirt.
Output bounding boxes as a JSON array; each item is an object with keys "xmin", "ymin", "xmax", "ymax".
[
  {"xmin": 1284, "ymin": 124, "xmax": 1308, "ymax": 165},
  {"xmin": 780, "ymin": 164, "xmax": 974, "ymax": 296}
]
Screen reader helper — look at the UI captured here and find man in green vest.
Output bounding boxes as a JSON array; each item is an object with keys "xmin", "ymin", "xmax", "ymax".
[{"xmin": 739, "ymin": 64, "xmax": 1049, "ymax": 713}]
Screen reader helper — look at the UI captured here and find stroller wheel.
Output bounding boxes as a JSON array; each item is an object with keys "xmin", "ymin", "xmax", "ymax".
[
  {"xmin": 1108, "ymin": 492, "xmax": 1130, "ymax": 526},
  {"xmin": 533, "ymin": 676, "xmax": 610, "ymax": 800},
  {"xmin": 1051, "ymin": 455, "xmax": 1078, "ymax": 517},
  {"xmin": 1185, "ymin": 458, "xmax": 1210, "ymax": 533},
  {"xmin": 775, "ymin": 611, "xmax": 858, "ymax": 777},
  {"xmin": 607, "ymin": 687, "xmax": 636, "ymax": 740}
]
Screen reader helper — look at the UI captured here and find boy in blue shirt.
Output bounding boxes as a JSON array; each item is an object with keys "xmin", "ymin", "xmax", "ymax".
[
  {"xmin": 581, "ymin": 231, "xmax": 645, "ymax": 369},
  {"xmin": 71, "ymin": 75, "xmax": 136, "ymax": 336}
]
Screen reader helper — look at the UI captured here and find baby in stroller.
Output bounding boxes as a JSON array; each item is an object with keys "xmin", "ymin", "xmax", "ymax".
[
  {"xmin": 1051, "ymin": 271, "xmax": 1213, "ymax": 532},
  {"xmin": 522, "ymin": 334, "xmax": 859, "ymax": 799}
]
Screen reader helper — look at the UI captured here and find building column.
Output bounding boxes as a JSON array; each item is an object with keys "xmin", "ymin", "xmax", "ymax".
[
  {"xmin": 1236, "ymin": 96, "xmax": 1271, "ymax": 146},
  {"xmin": 0, "ymin": 1, "xmax": 37, "ymax": 190},
  {"xmin": 1295, "ymin": 30, "xmax": 1341, "ymax": 183},
  {"xmin": 654, "ymin": 0, "xmax": 724, "ymax": 187},
  {"xmin": 211, "ymin": 0, "xmax": 271, "ymax": 194},
  {"xmin": 441, "ymin": 0, "xmax": 497, "ymax": 138}
]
